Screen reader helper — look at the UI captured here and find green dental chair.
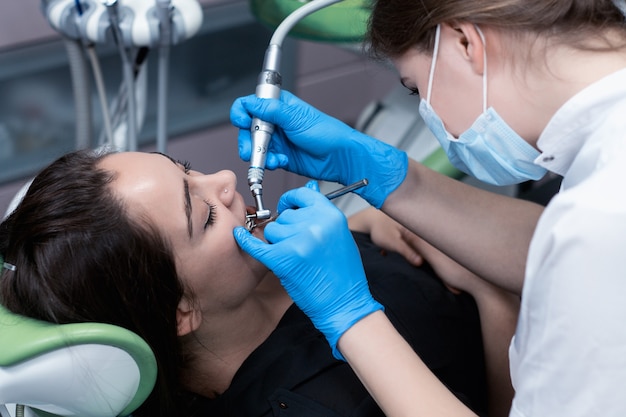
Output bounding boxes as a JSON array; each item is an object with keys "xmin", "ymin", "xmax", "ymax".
[
  {"xmin": 0, "ymin": 257, "xmax": 157, "ymax": 417},
  {"xmin": 250, "ymin": 0, "xmax": 372, "ymax": 43}
]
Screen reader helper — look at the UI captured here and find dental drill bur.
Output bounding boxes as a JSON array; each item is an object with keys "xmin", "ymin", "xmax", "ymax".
[
  {"xmin": 247, "ymin": 0, "xmax": 345, "ymax": 221},
  {"xmin": 245, "ymin": 178, "xmax": 369, "ymax": 232}
]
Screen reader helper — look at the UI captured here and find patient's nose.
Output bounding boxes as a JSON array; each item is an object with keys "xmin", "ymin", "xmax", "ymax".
[{"xmin": 206, "ymin": 170, "xmax": 237, "ymax": 205}]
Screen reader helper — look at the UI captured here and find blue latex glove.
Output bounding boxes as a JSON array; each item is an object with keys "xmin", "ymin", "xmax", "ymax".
[
  {"xmin": 233, "ymin": 181, "xmax": 384, "ymax": 359},
  {"xmin": 230, "ymin": 90, "xmax": 408, "ymax": 208}
]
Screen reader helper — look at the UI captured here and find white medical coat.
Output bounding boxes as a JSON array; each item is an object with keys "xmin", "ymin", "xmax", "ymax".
[{"xmin": 509, "ymin": 68, "xmax": 626, "ymax": 416}]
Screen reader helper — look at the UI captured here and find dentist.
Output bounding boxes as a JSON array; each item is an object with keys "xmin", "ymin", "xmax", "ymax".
[{"xmin": 231, "ymin": 0, "xmax": 626, "ymax": 416}]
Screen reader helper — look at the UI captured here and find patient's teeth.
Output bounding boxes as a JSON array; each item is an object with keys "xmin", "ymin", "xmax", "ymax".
[{"xmin": 245, "ymin": 217, "xmax": 256, "ymax": 232}]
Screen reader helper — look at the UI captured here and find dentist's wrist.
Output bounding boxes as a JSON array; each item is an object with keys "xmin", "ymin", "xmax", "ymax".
[
  {"xmin": 319, "ymin": 297, "xmax": 385, "ymax": 361},
  {"xmin": 352, "ymin": 138, "xmax": 408, "ymax": 209}
]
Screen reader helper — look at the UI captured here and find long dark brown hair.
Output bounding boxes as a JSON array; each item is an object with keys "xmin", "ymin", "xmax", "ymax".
[
  {"xmin": 0, "ymin": 149, "xmax": 186, "ymax": 416},
  {"xmin": 367, "ymin": 0, "xmax": 626, "ymax": 60}
]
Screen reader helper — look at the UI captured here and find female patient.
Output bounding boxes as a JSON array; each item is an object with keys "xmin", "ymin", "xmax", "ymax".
[{"xmin": 0, "ymin": 149, "xmax": 488, "ymax": 417}]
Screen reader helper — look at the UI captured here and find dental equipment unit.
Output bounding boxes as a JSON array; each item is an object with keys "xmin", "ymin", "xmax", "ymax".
[
  {"xmin": 245, "ymin": 178, "xmax": 368, "ymax": 232},
  {"xmin": 41, "ymin": 0, "xmax": 203, "ymax": 152},
  {"xmin": 247, "ymin": 0, "xmax": 344, "ymax": 221}
]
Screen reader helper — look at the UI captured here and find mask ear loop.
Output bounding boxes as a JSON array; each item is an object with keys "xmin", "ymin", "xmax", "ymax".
[
  {"xmin": 425, "ymin": 24, "xmax": 441, "ymax": 105},
  {"xmin": 475, "ymin": 25, "xmax": 488, "ymax": 113}
]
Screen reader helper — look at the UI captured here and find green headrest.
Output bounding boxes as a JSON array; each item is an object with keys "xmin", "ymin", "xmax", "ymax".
[
  {"xmin": 0, "ymin": 260, "xmax": 157, "ymax": 416},
  {"xmin": 249, "ymin": 0, "xmax": 372, "ymax": 43}
]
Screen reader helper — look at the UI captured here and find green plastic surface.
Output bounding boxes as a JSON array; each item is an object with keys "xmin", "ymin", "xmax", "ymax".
[
  {"xmin": 249, "ymin": 0, "xmax": 371, "ymax": 43},
  {"xmin": 422, "ymin": 147, "xmax": 464, "ymax": 179},
  {"xmin": 0, "ymin": 290, "xmax": 157, "ymax": 416}
]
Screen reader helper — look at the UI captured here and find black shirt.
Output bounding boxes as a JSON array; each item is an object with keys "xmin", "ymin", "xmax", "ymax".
[{"xmin": 182, "ymin": 232, "xmax": 487, "ymax": 417}]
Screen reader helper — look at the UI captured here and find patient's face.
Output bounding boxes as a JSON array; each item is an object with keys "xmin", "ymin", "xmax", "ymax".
[{"xmin": 99, "ymin": 152, "xmax": 268, "ymax": 314}]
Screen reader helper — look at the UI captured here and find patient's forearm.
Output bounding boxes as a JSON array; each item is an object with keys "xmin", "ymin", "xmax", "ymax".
[
  {"xmin": 338, "ymin": 311, "xmax": 478, "ymax": 417},
  {"xmin": 472, "ymin": 286, "xmax": 519, "ymax": 417}
]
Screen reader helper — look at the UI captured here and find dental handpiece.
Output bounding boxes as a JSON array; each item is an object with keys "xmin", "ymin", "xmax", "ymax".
[
  {"xmin": 248, "ymin": 45, "xmax": 282, "ymax": 221},
  {"xmin": 247, "ymin": 0, "xmax": 345, "ymax": 221},
  {"xmin": 245, "ymin": 178, "xmax": 369, "ymax": 231}
]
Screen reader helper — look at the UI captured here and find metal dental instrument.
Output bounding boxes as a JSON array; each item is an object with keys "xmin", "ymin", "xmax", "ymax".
[
  {"xmin": 323, "ymin": 178, "xmax": 369, "ymax": 200},
  {"xmin": 245, "ymin": 178, "xmax": 368, "ymax": 232},
  {"xmin": 247, "ymin": 0, "xmax": 344, "ymax": 221}
]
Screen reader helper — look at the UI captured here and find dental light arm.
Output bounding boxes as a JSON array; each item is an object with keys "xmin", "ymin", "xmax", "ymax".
[{"xmin": 248, "ymin": 0, "xmax": 344, "ymax": 221}]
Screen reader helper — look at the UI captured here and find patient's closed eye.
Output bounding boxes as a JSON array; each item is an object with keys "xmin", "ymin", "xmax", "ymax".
[
  {"xmin": 204, "ymin": 200, "xmax": 217, "ymax": 229},
  {"xmin": 178, "ymin": 160, "xmax": 192, "ymax": 174}
]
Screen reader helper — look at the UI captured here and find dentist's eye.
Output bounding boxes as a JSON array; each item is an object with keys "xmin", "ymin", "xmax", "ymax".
[
  {"xmin": 400, "ymin": 80, "xmax": 420, "ymax": 96},
  {"xmin": 203, "ymin": 200, "xmax": 217, "ymax": 229}
]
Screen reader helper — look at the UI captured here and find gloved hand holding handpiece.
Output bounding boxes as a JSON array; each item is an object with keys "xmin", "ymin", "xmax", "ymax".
[
  {"xmin": 233, "ymin": 181, "xmax": 383, "ymax": 359},
  {"xmin": 230, "ymin": 90, "xmax": 409, "ymax": 209}
]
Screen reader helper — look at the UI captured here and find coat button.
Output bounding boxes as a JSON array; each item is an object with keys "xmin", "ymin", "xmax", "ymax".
[{"xmin": 278, "ymin": 401, "xmax": 288, "ymax": 409}]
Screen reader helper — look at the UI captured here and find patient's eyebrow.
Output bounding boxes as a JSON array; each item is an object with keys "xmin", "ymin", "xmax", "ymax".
[{"xmin": 152, "ymin": 152, "xmax": 193, "ymax": 239}]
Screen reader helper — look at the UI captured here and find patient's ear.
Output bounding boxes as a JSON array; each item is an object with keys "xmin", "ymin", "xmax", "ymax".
[{"xmin": 176, "ymin": 297, "xmax": 202, "ymax": 336}]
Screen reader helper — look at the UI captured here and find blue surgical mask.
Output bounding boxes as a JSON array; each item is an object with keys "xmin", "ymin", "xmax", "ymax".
[{"xmin": 418, "ymin": 25, "xmax": 547, "ymax": 185}]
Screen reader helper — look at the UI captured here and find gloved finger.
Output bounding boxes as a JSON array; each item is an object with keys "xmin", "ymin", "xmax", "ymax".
[
  {"xmin": 234, "ymin": 90, "xmax": 304, "ymax": 122},
  {"xmin": 232, "ymin": 92, "xmax": 307, "ymax": 131},
  {"xmin": 263, "ymin": 207, "xmax": 316, "ymax": 243},
  {"xmin": 236, "ymin": 95, "xmax": 281, "ymax": 124},
  {"xmin": 280, "ymin": 90, "xmax": 310, "ymax": 107},
  {"xmin": 236, "ymin": 123, "xmax": 289, "ymax": 169},
  {"xmin": 237, "ymin": 130, "xmax": 252, "ymax": 162},
  {"xmin": 238, "ymin": 93, "xmax": 318, "ymax": 134},
  {"xmin": 233, "ymin": 226, "xmax": 274, "ymax": 262},
  {"xmin": 304, "ymin": 179, "xmax": 319, "ymax": 192},
  {"xmin": 276, "ymin": 186, "xmax": 327, "ymax": 213},
  {"xmin": 229, "ymin": 95, "xmax": 255, "ymax": 128},
  {"xmin": 271, "ymin": 153, "xmax": 289, "ymax": 168}
]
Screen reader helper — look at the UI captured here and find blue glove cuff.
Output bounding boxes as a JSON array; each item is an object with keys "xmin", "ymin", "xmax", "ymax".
[
  {"xmin": 346, "ymin": 134, "xmax": 409, "ymax": 209},
  {"xmin": 322, "ymin": 300, "xmax": 385, "ymax": 361}
]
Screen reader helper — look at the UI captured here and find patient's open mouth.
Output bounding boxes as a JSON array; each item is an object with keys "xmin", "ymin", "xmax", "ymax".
[
  {"xmin": 245, "ymin": 206, "xmax": 257, "ymax": 232},
  {"xmin": 245, "ymin": 206, "xmax": 275, "ymax": 232}
]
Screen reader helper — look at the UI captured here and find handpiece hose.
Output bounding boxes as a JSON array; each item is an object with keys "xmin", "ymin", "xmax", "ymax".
[{"xmin": 247, "ymin": 0, "xmax": 344, "ymax": 220}]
